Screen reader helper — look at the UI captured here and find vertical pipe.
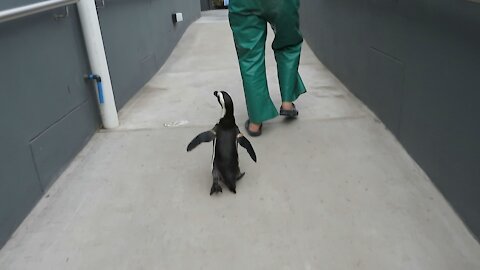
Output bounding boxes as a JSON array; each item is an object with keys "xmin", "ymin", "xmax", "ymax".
[{"xmin": 77, "ymin": 0, "xmax": 119, "ymax": 129}]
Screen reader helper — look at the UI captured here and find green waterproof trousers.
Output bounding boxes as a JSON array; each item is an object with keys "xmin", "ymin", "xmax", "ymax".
[{"xmin": 228, "ymin": 0, "xmax": 307, "ymax": 123}]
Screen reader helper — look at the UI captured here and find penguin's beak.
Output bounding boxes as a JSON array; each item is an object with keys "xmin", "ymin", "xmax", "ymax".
[{"xmin": 213, "ymin": 91, "xmax": 218, "ymax": 97}]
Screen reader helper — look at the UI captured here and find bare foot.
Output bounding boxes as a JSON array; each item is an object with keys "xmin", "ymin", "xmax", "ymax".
[
  {"xmin": 281, "ymin": 102, "xmax": 294, "ymax": 110},
  {"xmin": 248, "ymin": 122, "xmax": 262, "ymax": 132}
]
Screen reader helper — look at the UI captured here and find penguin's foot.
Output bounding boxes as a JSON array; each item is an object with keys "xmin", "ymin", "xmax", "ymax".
[
  {"xmin": 210, "ymin": 183, "xmax": 222, "ymax": 195},
  {"xmin": 225, "ymin": 181, "xmax": 237, "ymax": 194}
]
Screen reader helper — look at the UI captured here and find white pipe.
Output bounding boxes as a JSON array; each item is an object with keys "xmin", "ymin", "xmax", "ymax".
[{"xmin": 77, "ymin": 0, "xmax": 119, "ymax": 129}]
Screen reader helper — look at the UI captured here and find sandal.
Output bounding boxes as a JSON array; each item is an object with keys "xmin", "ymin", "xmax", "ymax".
[
  {"xmin": 244, "ymin": 119, "xmax": 262, "ymax": 137},
  {"xmin": 280, "ymin": 103, "xmax": 299, "ymax": 118}
]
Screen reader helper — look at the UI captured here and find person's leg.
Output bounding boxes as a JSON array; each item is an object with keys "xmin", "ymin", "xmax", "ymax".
[
  {"xmin": 229, "ymin": 1, "xmax": 278, "ymax": 130},
  {"xmin": 267, "ymin": 0, "xmax": 306, "ymax": 111}
]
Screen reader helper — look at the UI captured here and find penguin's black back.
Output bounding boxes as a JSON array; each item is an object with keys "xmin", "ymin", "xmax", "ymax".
[{"xmin": 214, "ymin": 126, "xmax": 239, "ymax": 173}]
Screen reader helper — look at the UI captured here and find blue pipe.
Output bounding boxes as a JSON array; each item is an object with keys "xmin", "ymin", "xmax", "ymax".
[
  {"xmin": 85, "ymin": 73, "xmax": 104, "ymax": 104},
  {"xmin": 96, "ymin": 80, "xmax": 104, "ymax": 104}
]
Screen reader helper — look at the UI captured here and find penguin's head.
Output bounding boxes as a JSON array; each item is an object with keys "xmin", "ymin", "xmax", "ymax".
[{"xmin": 214, "ymin": 91, "xmax": 234, "ymax": 119}]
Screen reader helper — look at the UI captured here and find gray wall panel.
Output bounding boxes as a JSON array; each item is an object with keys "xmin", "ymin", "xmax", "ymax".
[
  {"xmin": 366, "ymin": 47, "xmax": 404, "ymax": 135},
  {"xmin": 0, "ymin": 2, "xmax": 98, "ymax": 248},
  {"xmin": 0, "ymin": 143, "xmax": 43, "ymax": 247},
  {"xmin": 300, "ymin": 0, "xmax": 480, "ymax": 239},
  {"xmin": 30, "ymin": 100, "xmax": 99, "ymax": 189},
  {"xmin": 0, "ymin": 7, "xmax": 96, "ymax": 140},
  {"xmin": 0, "ymin": 0, "xmax": 200, "ymax": 248},
  {"xmin": 98, "ymin": 0, "xmax": 201, "ymax": 108}
]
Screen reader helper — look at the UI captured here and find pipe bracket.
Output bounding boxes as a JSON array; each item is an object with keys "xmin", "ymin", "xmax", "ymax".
[{"xmin": 53, "ymin": 6, "xmax": 69, "ymax": 20}]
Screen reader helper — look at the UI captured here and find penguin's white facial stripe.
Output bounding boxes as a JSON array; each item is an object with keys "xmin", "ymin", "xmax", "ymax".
[{"xmin": 217, "ymin": 91, "xmax": 226, "ymax": 118}]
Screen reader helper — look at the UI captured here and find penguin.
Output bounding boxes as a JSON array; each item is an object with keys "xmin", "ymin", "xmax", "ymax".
[{"xmin": 187, "ymin": 91, "xmax": 257, "ymax": 195}]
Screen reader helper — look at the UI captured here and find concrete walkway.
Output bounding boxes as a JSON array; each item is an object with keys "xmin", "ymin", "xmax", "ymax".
[{"xmin": 1, "ymin": 10, "xmax": 479, "ymax": 270}]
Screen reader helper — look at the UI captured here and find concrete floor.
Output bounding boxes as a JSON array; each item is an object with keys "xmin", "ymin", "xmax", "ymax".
[{"xmin": 1, "ymin": 10, "xmax": 479, "ymax": 270}]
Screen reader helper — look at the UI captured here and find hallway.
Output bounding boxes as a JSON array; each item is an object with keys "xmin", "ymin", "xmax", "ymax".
[{"xmin": 0, "ymin": 10, "xmax": 479, "ymax": 270}]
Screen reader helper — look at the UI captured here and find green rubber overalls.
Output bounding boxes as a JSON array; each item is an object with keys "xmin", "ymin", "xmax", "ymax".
[{"xmin": 228, "ymin": 0, "xmax": 306, "ymax": 123}]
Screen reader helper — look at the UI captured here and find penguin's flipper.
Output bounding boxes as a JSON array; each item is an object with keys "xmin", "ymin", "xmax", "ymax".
[
  {"xmin": 187, "ymin": 130, "xmax": 216, "ymax": 152},
  {"xmin": 237, "ymin": 134, "xmax": 257, "ymax": 162}
]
